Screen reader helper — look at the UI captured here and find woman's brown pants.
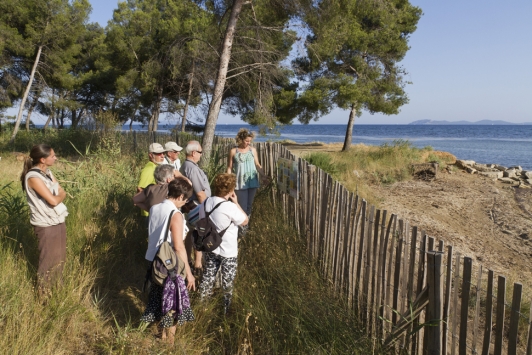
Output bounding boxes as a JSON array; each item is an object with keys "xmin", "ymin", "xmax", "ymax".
[{"xmin": 34, "ymin": 222, "xmax": 67, "ymax": 291}]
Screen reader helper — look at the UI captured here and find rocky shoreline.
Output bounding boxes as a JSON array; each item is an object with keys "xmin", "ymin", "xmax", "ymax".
[{"xmin": 454, "ymin": 159, "xmax": 532, "ymax": 187}]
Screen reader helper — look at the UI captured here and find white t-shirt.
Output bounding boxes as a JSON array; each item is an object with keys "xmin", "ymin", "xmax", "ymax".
[
  {"xmin": 165, "ymin": 157, "xmax": 181, "ymax": 171},
  {"xmin": 145, "ymin": 199, "xmax": 188, "ymax": 261},
  {"xmin": 202, "ymin": 197, "xmax": 247, "ymax": 258}
]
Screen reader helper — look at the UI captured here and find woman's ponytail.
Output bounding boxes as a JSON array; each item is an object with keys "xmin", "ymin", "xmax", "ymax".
[
  {"xmin": 20, "ymin": 156, "xmax": 34, "ymax": 190},
  {"xmin": 20, "ymin": 144, "xmax": 52, "ymax": 190}
]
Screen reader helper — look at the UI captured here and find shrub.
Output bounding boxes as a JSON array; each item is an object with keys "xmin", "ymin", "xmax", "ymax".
[{"xmin": 303, "ymin": 152, "xmax": 341, "ymax": 176}]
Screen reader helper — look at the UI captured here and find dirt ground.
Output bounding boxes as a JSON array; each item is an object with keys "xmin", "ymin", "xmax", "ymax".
[{"xmin": 286, "ymin": 143, "xmax": 532, "ymax": 289}]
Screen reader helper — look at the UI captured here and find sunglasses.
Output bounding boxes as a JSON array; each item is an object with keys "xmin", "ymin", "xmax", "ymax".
[
  {"xmin": 195, "ymin": 150, "xmax": 203, "ymax": 154},
  {"xmin": 152, "ymin": 152, "xmax": 164, "ymax": 155}
]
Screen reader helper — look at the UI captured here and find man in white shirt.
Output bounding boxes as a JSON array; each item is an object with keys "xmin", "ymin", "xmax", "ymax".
[{"xmin": 164, "ymin": 141, "xmax": 183, "ymax": 171}]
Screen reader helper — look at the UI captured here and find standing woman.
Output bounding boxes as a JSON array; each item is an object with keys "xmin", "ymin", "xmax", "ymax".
[
  {"xmin": 226, "ymin": 128, "xmax": 267, "ymax": 220},
  {"xmin": 198, "ymin": 173, "xmax": 248, "ymax": 314},
  {"xmin": 20, "ymin": 144, "xmax": 68, "ymax": 294},
  {"xmin": 141, "ymin": 178, "xmax": 195, "ymax": 344}
]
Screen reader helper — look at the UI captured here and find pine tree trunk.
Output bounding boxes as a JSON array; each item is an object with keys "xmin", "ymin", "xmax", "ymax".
[
  {"xmin": 71, "ymin": 108, "xmax": 79, "ymax": 129},
  {"xmin": 153, "ymin": 106, "xmax": 159, "ymax": 132},
  {"xmin": 25, "ymin": 93, "xmax": 40, "ymax": 131},
  {"xmin": 150, "ymin": 90, "xmax": 162, "ymax": 132},
  {"xmin": 201, "ymin": 0, "xmax": 245, "ymax": 162},
  {"xmin": 181, "ymin": 61, "xmax": 195, "ymax": 132},
  {"xmin": 342, "ymin": 103, "xmax": 357, "ymax": 152},
  {"xmin": 148, "ymin": 114, "xmax": 155, "ymax": 132},
  {"xmin": 43, "ymin": 115, "xmax": 52, "ymax": 129},
  {"xmin": 59, "ymin": 108, "xmax": 65, "ymax": 128},
  {"xmin": 52, "ymin": 110, "xmax": 58, "ymax": 128},
  {"xmin": 9, "ymin": 45, "xmax": 42, "ymax": 143}
]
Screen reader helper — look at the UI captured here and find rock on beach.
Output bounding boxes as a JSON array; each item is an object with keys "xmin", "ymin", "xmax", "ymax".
[{"xmin": 455, "ymin": 159, "xmax": 531, "ymax": 187}]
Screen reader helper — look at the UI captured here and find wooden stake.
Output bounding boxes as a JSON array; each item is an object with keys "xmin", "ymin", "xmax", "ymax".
[
  {"xmin": 481, "ymin": 270, "xmax": 494, "ymax": 355},
  {"xmin": 493, "ymin": 275, "xmax": 506, "ymax": 355},
  {"xmin": 507, "ymin": 283, "xmax": 523, "ymax": 354},
  {"xmin": 427, "ymin": 251, "xmax": 443, "ymax": 355}
]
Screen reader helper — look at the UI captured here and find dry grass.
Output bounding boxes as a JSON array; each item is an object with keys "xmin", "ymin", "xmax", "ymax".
[
  {"xmin": 0, "ymin": 135, "xmax": 378, "ymax": 354},
  {"xmin": 297, "ymin": 141, "xmax": 456, "ymax": 206},
  {"xmin": 0, "ymin": 154, "xmax": 26, "ymax": 185}
]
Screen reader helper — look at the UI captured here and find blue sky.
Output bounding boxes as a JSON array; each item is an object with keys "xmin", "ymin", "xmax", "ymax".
[{"xmin": 62, "ymin": 1, "xmax": 532, "ymax": 125}]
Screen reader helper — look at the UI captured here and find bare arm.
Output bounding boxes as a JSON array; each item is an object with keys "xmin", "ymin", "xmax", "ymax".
[
  {"xmin": 174, "ymin": 170, "xmax": 192, "ymax": 185},
  {"xmin": 27, "ymin": 177, "xmax": 66, "ymax": 207},
  {"xmin": 132, "ymin": 191, "xmax": 149, "ymax": 211},
  {"xmin": 170, "ymin": 213, "xmax": 195, "ymax": 291},
  {"xmin": 196, "ymin": 190, "xmax": 207, "ymax": 204},
  {"xmin": 228, "ymin": 191, "xmax": 249, "ymax": 226},
  {"xmin": 194, "ymin": 250, "xmax": 202, "ymax": 269},
  {"xmin": 252, "ymin": 147, "xmax": 268, "ymax": 183},
  {"xmin": 226, "ymin": 148, "xmax": 235, "ymax": 174}
]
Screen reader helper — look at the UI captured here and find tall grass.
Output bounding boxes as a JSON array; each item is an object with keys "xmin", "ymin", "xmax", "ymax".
[
  {"xmin": 303, "ymin": 140, "xmax": 456, "ymax": 205},
  {"xmin": 197, "ymin": 191, "xmax": 376, "ymax": 354},
  {"xmin": 0, "ymin": 130, "xmax": 379, "ymax": 354}
]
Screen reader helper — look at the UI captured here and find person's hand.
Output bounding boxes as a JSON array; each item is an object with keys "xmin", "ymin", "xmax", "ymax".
[
  {"xmin": 194, "ymin": 258, "xmax": 202, "ymax": 269},
  {"xmin": 186, "ymin": 274, "xmax": 196, "ymax": 291},
  {"xmin": 228, "ymin": 191, "xmax": 238, "ymax": 203},
  {"xmin": 181, "ymin": 200, "xmax": 197, "ymax": 214}
]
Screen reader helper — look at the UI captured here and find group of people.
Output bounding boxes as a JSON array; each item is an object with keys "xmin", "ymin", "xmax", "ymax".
[
  {"xmin": 20, "ymin": 128, "xmax": 266, "ymax": 344},
  {"xmin": 134, "ymin": 129, "xmax": 266, "ymax": 343}
]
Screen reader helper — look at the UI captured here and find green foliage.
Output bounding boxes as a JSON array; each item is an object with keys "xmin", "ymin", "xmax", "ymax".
[
  {"xmin": 1, "ymin": 0, "xmax": 92, "ymax": 132},
  {"xmin": 301, "ymin": 140, "xmax": 434, "ymax": 196},
  {"xmin": 202, "ymin": 144, "xmax": 229, "ymax": 185},
  {"xmin": 301, "ymin": 140, "xmax": 443, "ymax": 203},
  {"xmin": 303, "ymin": 152, "xmax": 341, "ymax": 177},
  {"xmin": 104, "ymin": 0, "xmax": 212, "ymax": 127},
  {"xmin": 426, "ymin": 153, "xmax": 445, "ymax": 166},
  {"xmin": 0, "ymin": 183, "xmax": 32, "ymax": 252},
  {"xmin": 294, "ymin": 0, "xmax": 422, "ymax": 148},
  {"xmin": 1, "ymin": 128, "xmax": 98, "ymax": 156},
  {"xmin": 360, "ymin": 140, "xmax": 423, "ymax": 184},
  {"xmin": 0, "ymin": 183, "xmax": 27, "ymax": 217}
]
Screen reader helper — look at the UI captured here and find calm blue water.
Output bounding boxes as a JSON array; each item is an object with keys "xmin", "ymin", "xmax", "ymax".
[
  {"xmin": 123, "ymin": 123, "xmax": 532, "ymax": 170},
  {"xmin": 212, "ymin": 124, "xmax": 532, "ymax": 170}
]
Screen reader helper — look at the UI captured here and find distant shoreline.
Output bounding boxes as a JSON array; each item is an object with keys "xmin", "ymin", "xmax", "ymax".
[{"xmin": 408, "ymin": 119, "xmax": 532, "ymax": 125}]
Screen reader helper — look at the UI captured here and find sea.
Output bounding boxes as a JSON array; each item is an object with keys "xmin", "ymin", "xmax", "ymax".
[{"xmin": 131, "ymin": 123, "xmax": 532, "ymax": 170}]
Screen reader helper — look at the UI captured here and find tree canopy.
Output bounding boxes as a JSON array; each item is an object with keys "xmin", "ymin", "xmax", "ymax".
[
  {"xmin": 295, "ymin": 0, "xmax": 421, "ymax": 150},
  {"xmin": 1, "ymin": 0, "xmax": 421, "ymax": 150}
]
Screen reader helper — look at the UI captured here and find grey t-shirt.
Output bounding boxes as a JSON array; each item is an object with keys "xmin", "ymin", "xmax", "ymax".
[{"xmin": 180, "ymin": 159, "xmax": 211, "ymax": 202}]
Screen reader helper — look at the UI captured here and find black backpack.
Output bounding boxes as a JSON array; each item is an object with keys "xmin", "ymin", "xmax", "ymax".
[{"xmin": 192, "ymin": 198, "xmax": 232, "ymax": 252}]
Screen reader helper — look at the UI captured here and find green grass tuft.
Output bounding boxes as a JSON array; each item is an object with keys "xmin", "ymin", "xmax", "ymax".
[{"xmin": 303, "ymin": 152, "xmax": 341, "ymax": 177}]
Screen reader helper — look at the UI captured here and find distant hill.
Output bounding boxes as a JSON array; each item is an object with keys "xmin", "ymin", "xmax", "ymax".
[{"xmin": 409, "ymin": 119, "xmax": 531, "ymax": 125}]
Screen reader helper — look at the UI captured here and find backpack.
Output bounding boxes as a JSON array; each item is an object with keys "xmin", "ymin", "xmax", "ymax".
[
  {"xmin": 192, "ymin": 198, "xmax": 232, "ymax": 252},
  {"xmin": 150, "ymin": 210, "xmax": 186, "ymax": 286}
]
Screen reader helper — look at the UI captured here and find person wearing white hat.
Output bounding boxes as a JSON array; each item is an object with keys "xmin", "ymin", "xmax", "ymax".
[
  {"xmin": 164, "ymin": 141, "xmax": 183, "ymax": 171},
  {"xmin": 137, "ymin": 143, "xmax": 167, "ymax": 217}
]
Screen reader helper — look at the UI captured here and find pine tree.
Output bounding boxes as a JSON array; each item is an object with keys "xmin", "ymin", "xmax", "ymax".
[
  {"xmin": 4, "ymin": 0, "xmax": 91, "ymax": 142},
  {"xmin": 296, "ymin": 0, "xmax": 422, "ymax": 151}
]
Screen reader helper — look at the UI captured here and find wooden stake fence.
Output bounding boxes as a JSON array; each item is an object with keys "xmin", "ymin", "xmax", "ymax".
[{"xmin": 253, "ymin": 142, "xmax": 532, "ymax": 355}]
